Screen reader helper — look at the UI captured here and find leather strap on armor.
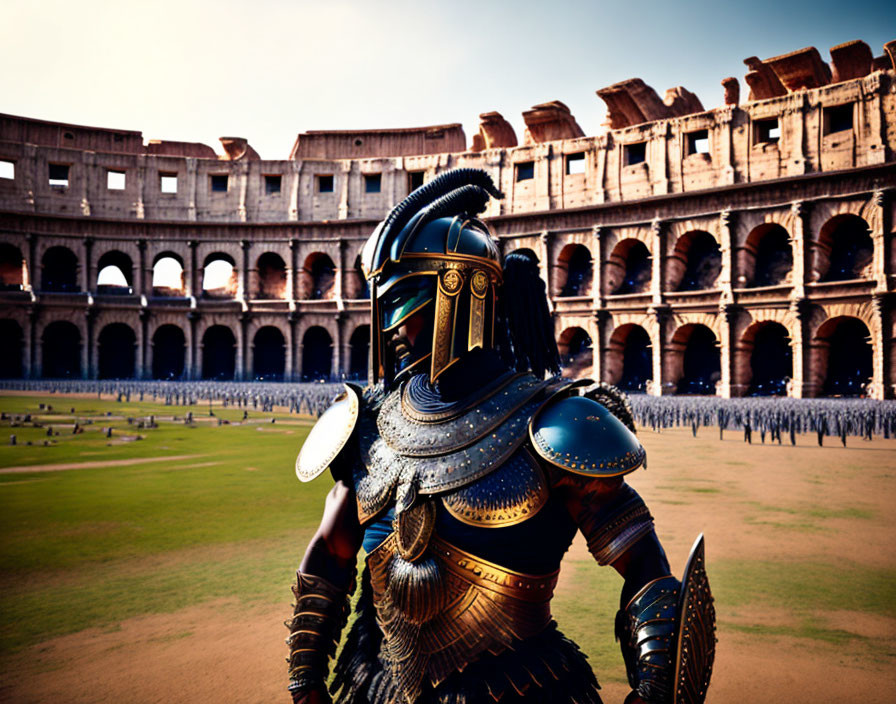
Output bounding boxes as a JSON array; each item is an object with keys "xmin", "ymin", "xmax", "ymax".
[
  {"xmin": 616, "ymin": 575, "xmax": 680, "ymax": 704},
  {"xmin": 285, "ymin": 570, "xmax": 356, "ymax": 698}
]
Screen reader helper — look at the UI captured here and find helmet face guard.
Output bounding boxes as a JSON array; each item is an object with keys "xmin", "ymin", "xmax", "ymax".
[{"xmin": 360, "ymin": 169, "xmax": 505, "ymax": 388}]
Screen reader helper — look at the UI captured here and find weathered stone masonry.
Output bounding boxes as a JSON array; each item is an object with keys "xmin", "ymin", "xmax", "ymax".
[{"xmin": 1, "ymin": 38, "xmax": 895, "ymax": 397}]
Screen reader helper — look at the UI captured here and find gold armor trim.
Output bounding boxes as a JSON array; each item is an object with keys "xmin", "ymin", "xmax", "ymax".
[
  {"xmin": 441, "ymin": 449, "xmax": 548, "ymax": 527},
  {"xmin": 367, "ymin": 532, "xmax": 557, "ymax": 703},
  {"xmin": 294, "ymin": 384, "xmax": 360, "ymax": 482}
]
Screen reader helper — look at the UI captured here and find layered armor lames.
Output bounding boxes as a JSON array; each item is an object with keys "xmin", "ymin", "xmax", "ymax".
[{"xmin": 367, "ymin": 532, "xmax": 558, "ymax": 704}]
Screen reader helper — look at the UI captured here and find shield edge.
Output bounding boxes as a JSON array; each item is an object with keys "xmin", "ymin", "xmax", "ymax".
[{"xmin": 672, "ymin": 533, "xmax": 716, "ymax": 704}]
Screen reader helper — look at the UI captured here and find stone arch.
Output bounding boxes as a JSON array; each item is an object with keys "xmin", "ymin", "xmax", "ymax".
[
  {"xmin": 813, "ymin": 214, "xmax": 873, "ymax": 282},
  {"xmin": 41, "ymin": 245, "xmax": 80, "ymax": 292},
  {"xmin": 666, "ymin": 231, "xmax": 721, "ymax": 292},
  {"xmin": 152, "ymin": 324, "xmax": 186, "ymax": 380},
  {"xmin": 252, "ymin": 326, "xmax": 286, "ymax": 380},
  {"xmin": 667, "ymin": 323, "xmax": 720, "ymax": 394},
  {"xmin": 0, "ymin": 319, "xmax": 24, "ymax": 377},
  {"xmin": 98, "ymin": 322, "xmax": 136, "ymax": 379},
  {"xmin": 736, "ymin": 321, "xmax": 792, "ymax": 396},
  {"xmin": 301, "ymin": 252, "xmax": 336, "ymax": 300},
  {"xmin": 302, "ymin": 326, "xmax": 333, "ymax": 380},
  {"xmin": 344, "ymin": 249, "xmax": 370, "ymax": 300},
  {"xmin": 557, "ymin": 326, "xmax": 593, "ymax": 377},
  {"xmin": 42, "ymin": 320, "xmax": 82, "ymax": 378},
  {"xmin": 96, "ymin": 250, "xmax": 134, "ymax": 293},
  {"xmin": 606, "ymin": 238, "xmax": 651, "ymax": 295},
  {"xmin": 253, "ymin": 252, "xmax": 287, "ymax": 300},
  {"xmin": 554, "ymin": 243, "xmax": 593, "ymax": 297},
  {"xmin": 201, "ymin": 325, "xmax": 237, "ymax": 380},
  {"xmin": 152, "ymin": 252, "xmax": 186, "ymax": 296},
  {"xmin": 812, "ymin": 316, "xmax": 873, "ymax": 396},
  {"xmin": 348, "ymin": 324, "xmax": 370, "ymax": 380},
  {"xmin": 606, "ymin": 323, "xmax": 652, "ymax": 391},
  {"xmin": 741, "ymin": 224, "xmax": 792, "ymax": 287},
  {"xmin": 0, "ymin": 243, "xmax": 26, "ymax": 291},
  {"xmin": 202, "ymin": 252, "xmax": 237, "ymax": 298}
]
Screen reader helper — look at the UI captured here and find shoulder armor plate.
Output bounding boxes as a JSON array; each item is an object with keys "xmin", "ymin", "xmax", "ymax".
[
  {"xmin": 295, "ymin": 383, "xmax": 362, "ymax": 482},
  {"xmin": 529, "ymin": 394, "xmax": 645, "ymax": 477}
]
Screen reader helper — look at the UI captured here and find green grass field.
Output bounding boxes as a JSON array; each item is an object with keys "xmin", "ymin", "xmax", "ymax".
[
  {"xmin": 1, "ymin": 392, "xmax": 895, "ymax": 701},
  {"xmin": 0, "ymin": 394, "xmax": 326, "ymax": 657}
]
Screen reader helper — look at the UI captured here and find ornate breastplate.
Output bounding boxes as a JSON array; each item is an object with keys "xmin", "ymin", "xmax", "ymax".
[{"xmin": 352, "ymin": 373, "xmax": 568, "ymax": 701}]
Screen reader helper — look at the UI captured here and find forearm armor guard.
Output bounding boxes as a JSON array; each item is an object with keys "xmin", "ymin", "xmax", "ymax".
[
  {"xmin": 615, "ymin": 575, "xmax": 680, "ymax": 703},
  {"xmin": 285, "ymin": 570, "xmax": 355, "ymax": 697}
]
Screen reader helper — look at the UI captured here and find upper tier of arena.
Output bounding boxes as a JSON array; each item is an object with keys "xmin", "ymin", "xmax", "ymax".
[{"xmin": 2, "ymin": 39, "xmax": 895, "ymax": 223}]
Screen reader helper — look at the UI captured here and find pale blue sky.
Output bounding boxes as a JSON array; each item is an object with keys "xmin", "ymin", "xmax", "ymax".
[{"xmin": 2, "ymin": 0, "xmax": 893, "ymax": 158}]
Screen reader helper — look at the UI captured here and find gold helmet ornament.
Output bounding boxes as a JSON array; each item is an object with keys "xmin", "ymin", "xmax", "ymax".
[{"xmin": 360, "ymin": 169, "xmax": 505, "ymax": 388}]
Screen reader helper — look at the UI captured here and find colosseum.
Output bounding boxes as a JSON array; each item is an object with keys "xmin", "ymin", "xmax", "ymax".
[{"xmin": 1, "ymin": 38, "xmax": 895, "ymax": 398}]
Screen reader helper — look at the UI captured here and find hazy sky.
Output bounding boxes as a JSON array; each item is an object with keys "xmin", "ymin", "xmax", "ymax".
[{"xmin": 3, "ymin": 0, "xmax": 893, "ymax": 158}]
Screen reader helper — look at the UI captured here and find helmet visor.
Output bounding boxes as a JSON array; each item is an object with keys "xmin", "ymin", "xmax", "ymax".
[{"xmin": 380, "ymin": 276, "xmax": 436, "ymax": 332}]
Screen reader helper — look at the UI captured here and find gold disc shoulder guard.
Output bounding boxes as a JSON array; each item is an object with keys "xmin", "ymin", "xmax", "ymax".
[
  {"xmin": 295, "ymin": 383, "xmax": 362, "ymax": 482},
  {"xmin": 528, "ymin": 387, "xmax": 645, "ymax": 477}
]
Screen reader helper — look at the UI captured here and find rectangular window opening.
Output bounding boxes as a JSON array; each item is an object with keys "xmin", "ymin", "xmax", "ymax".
[
  {"xmin": 365, "ymin": 173, "xmax": 382, "ymax": 194},
  {"xmin": 408, "ymin": 170, "xmax": 425, "ymax": 192},
  {"xmin": 624, "ymin": 142, "xmax": 646, "ymax": 166},
  {"xmin": 107, "ymin": 170, "xmax": 126, "ymax": 190},
  {"xmin": 48, "ymin": 163, "xmax": 69, "ymax": 188},
  {"xmin": 516, "ymin": 161, "xmax": 534, "ymax": 181},
  {"xmin": 824, "ymin": 104, "xmax": 853, "ymax": 135},
  {"xmin": 160, "ymin": 173, "xmax": 178, "ymax": 194},
  {"xmin": 686, "ymin": 130, "xmax": 710, "ymax": 155},
  {"xmin": 210, "ymin": 174, "xmax": 229, "ymax": 193},
  {"xmin": 755, "ymin": 118, "xmax": 780, "ymax": 144},
  {"xmin": 317, "ymin": 174, "xmax": 334, "ymax": 193},
  {"xmin": 565, "ymin": 152, "xmax": 586, "ymax": 175},
  {"xmin": 0, "ymin": 160, "xmax": 14, "ymax": 180},
  {"xmin": 265, "ymin": 174, "xmax": 282, "ymax": 195}
]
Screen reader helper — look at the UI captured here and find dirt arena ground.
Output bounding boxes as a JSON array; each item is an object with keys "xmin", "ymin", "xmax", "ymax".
[{"xmin": 1, "ymin": 398, "xmax": 894, "ymax": 703}]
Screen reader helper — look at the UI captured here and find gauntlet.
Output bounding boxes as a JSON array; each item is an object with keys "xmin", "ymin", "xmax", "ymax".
[{"xmin": 285, "ymin": 570, "xmax": 355, "ymax": 698}]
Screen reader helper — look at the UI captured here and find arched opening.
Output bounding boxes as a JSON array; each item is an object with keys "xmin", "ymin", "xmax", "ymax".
[
  {"xmin": 202, "ymin": 253, "xmax": 237, "ymax": 298},
  {"xmin": 303, "ymin": 253, "xmax": 336, "ymax": 300},
  {"xmin": 557, "ymin": 326, "xmax": 593, "ymax": 376},
  {"xmin": 740, "ymin": 321, "xmax": 792, "ymax": 396},
  {"xmin": 96, "ymin": 251, "xmax": 133, "ymax": 295},
  {"xmin": 556, "ymin": 244, "xmax": 593, "ymax": 297},
  {"xmin": 201, "ymin": 325, "xmax": 236, "ymax": 380},
  {"xmin": 254, "ymin": 253, "xmax": 287, "ymax": 300},
  {"xmin": 0, "ymin": 320, "xmax": 24, "ymax": 377},
  {"xmin": 743, "ymin": 224, "xmax": 792, "ymax": 287},
  {"xmin": 607, "ymin": 324, "xmax": 652, "ymax": 391},
  {"xmin": 0, "ymin": 244, "xmax": 25, "ymax": 291},
  {"xmin": 344, "ymin": 253, "xmax": 370, "ymax": 300},
  {"xmin": 817, "ymin": 215, "xmax": 873, "ymax": 282},
  {"xmin": 349, "ymin": 325, "xmax": 370, "ymax": 380},
  {"xmin": 41, "ymin": 246, "xmax": 79, "ymax": 292},
  {"xmin": 670, "ymin": 324, "xmax": 720, "ymax": 394},
  {"xmin": 816, "ymin": 317, "xmax": 873, "ymax": 396},
  {"xmin": 152, "ymin": 325, "xmax": 186, "ymax": 380},
  {"xmin": 302, "ymin": 326, "xmax": 332, "ymax": 380},
  {"xmin": 607, "ymin": 239, "xmax": 651, "ymax": 294},
  {"xmin": 152, "ymin": 253, "xmax": 185, "ymax": 296},
  {"xmin": 669, "ymin": 231, "xmax": 721, "ymax": 291},
  {"xmin": 98, "ymin": 323, "xmax": 136, "ymax": 379},
  {"xmin": 42, "ymin": 321, "xmax": 81, "ymax": 378},
  {"xmin": 252, "ymin": 326, "xmax": 286, "ymax": 380}
]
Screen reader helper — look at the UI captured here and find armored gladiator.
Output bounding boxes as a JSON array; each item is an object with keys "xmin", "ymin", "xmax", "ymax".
[{"xmin": 286, "ymin": 169, "xmax": 715, "ymax": 704}]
